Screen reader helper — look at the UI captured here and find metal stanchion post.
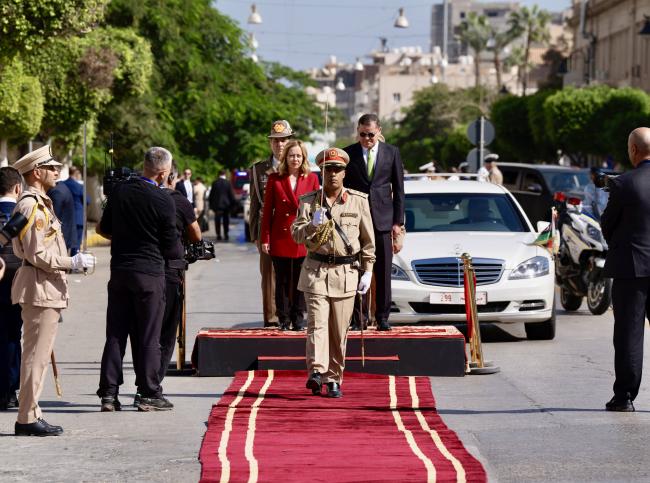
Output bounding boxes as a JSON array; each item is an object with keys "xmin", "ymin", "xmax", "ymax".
[{"xmin": 462, "ymin": 253, "xmax": 500, "ymax": 375}]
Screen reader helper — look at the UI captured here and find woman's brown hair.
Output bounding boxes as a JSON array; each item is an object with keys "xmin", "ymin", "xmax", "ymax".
[{"xmin": 278, "ymin": 140, "xmax": 311, "ymax": 176}]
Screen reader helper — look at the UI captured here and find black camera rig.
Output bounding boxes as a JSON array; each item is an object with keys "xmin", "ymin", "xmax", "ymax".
[
  {"xmin": 0, "ymin": 212, "xmax": 28, "ymax": 248},
  {"xmin": 185, "ymin": 240, "xmax": 215, "ymax": 264},
  {"xmin": 593, "ymin": 170, "xmax": 619, "ymax": 191}
]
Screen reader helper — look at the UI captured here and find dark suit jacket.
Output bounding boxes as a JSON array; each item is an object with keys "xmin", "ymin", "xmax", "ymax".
[
  {"xmin": 343, "ymin": 142, "xmax": 405, "ymax": 232},
  {"xmin": 601, "ymin": 162, "xmax": 650, "ymax": 278},
  {"xmin": 249, "ymin": 156, "xmax": 275, "ymax": 242},
  {"xmin": 47, "ymin": 182, "xmax": 78, "ymax": 251},
  {"xmin": 175, "ymin": 179, "xmax": 193, "ymax": 205},
  {"xmin": 209, "ymin": 178, "xmax": 235, "ymax": 212},
  {"xmin": 63, "ymin": 177, "xmax": 84, "ymax": 226}
]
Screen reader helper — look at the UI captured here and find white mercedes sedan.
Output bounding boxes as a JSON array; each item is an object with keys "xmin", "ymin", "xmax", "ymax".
[{"xmin": 390, "ymin": 177, "xmax": 556, "ymax": 340}]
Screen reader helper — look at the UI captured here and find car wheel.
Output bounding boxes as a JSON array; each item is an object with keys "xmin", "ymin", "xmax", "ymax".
[
  {"xmin": 244, "ymin": 222, "xmax": 251, "ymax": 242},
  {"xmin": 525, "ymin": 304, "xmax": 556, "ymax": 340},
  {"xmin": 560, "ymin": 286, "xmax": 582, "ymax": 311},
  {"xmin": 587, "ymin": 276, "xmax": 612, "ymax": 316}
]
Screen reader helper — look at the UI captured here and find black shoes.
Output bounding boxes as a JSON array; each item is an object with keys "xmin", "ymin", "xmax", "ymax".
[
  {"xmin": 326, "ymin": 382, "xmax": 342, "ymax": 398},
  {"xmin": 15, "ymin": 418, "xmax": 63, "ymax": 436},
  {"xmin": 292, "ymin": 320, "xmax": 306, "ymax": 331},
  {"xmin": 279, "ymin": 320, "xmax": 291, "ymax": 331},
  {"xmin": 137, "ymin": 396, "xmax": 174, "ymax": 412},
  {"xmin": 306, "ymin": 372, "xmax": 322, "ymax": 395},
  {"xmin": 133, "ymin": 393, "xmax": 142, "ymax": 408},
  {"xmin": 377, "ymin": 319, "xmax": 392, "ymax": 331},
  {"xmin": 100, "ymin": 396, "xmax": 122, "ymax": 412},
  {"xmin": 0, "ymin": 391, "xmax": 18, "ymax": 411},
  {"xmin": 606, "ymin": 396, "xmax": 635, "ymax": 412}
]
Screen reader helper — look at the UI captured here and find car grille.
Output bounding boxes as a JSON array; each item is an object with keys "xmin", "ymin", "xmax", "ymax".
[
  {"xmin": 409, "ymin": 302, "xmax": 509, "ymax": 314},
  {"xmin": 411, "ymin": 257, "xmax": 504, "ymax": 287}
]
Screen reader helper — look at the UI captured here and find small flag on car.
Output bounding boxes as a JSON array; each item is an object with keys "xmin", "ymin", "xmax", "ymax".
[{"xmin": 532, "ymin": 208, "xmax": 559, "ymax": 254}]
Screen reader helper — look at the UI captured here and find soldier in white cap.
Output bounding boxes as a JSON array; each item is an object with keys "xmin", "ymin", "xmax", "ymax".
[
  {"xmin": 292, "ymin": 147, "xmax": 375, "ymax": 398},
  {"xmin": 11, "ymin": 145, "xmax": 95, "ymax": 436},
  {"xmin": 249, "ymin": 120, "xmax": 294, "ymax": 327}
]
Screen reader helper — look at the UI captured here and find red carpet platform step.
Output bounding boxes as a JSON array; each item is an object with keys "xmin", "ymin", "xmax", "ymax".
[
  {"xmin": 194, "ymin": 326, "xmax": 466, "ymax": 377},
  {"xmin": 199, "ymin": 370, "xmax": 487, "ymax": 483}
]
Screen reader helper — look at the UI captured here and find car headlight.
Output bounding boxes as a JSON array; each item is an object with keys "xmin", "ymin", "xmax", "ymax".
[
  {"xmin": 586, "ymin": 224, "xmax": 603, "ymax": 242},
  {"xmin": 391, "ymin": 264, "xmax": 409, "ymax": 281},
  {"xmin": 508, "ymin": 256, "xmax": 549, "ymax": 279}
]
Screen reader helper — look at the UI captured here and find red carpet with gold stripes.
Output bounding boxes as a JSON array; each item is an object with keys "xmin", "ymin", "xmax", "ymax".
[{"xmin": 199, "ymin": 370, "xmax": 486, "ymax": 482}]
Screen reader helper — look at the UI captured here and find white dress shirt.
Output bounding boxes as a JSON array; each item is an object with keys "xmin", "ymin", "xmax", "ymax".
[{"xmin": 183, "ymin": 179, "xmax": 193, "ymax": 203}]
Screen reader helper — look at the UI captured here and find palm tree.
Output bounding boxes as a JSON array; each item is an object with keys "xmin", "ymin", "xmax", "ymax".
[
  {"xmin": 487, "ymin": 27, "xmax": 518, "ymax": 91},
  {"xmin": 504, "ymin": 45, "xmax": 528, "ymax": 93},
  {"xmin": 457, "ymin": 13, "xmax": 491, "ymax": 89},
  {"xmin": 508, "ymin": 5, "xmax": 551, "ymax": 95}
]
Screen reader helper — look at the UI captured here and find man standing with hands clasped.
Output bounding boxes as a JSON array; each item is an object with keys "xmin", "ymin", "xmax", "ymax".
[
  {"xmin": 344, "ymin": 114, "xmax": 404, "ymax": 331},
  {"xmin": 11, "ymin": 146, "xmax": 95, "ymax": 436},
  {"xmin": 292, "ymin": 148, "xmax": 375, "ymax": 398},
  {"xmin": 601, "ymin": 127, "xmax": 650, "ymax": 412}
]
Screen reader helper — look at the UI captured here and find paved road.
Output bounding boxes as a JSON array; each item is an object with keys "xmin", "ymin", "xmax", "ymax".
[{"xmin": 0, "ymin": 218, "xmax": 649, "ymax": 482}]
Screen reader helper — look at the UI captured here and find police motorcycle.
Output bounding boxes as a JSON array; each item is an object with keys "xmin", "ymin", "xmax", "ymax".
[{"xmin": 554, "ymin": 191, "xmax": 611, "ymax": 315}]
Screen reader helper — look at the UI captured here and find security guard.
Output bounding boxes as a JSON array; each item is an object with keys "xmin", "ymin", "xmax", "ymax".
[
  {"xmin": 11, "ymin": 145, "xmax": 95, "ymax": 436},
  {"xmin": 292, "ymin": 148, "xmax": 375, "ymax": 398},
  {"xmin": 250, "ymin": 120, "xmax": 293, "ymax": 326}
]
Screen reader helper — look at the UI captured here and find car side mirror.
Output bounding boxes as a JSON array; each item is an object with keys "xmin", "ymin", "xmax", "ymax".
[
  {"xmin": 526, "ymin": 183, "xmax": 543, "ymax": 194},
  {"xmin": 536, "ymin": 221, "xmax": 550, "ymax": 233}
]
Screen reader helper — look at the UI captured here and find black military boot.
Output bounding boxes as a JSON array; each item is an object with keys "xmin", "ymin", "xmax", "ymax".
[
  {"xmin": 306, "ymin": 372, "xmax": 322, "ymax": 395},
  {"xmin": 326, "ymin": 382, "xmax": 342, "ymax": 398}
]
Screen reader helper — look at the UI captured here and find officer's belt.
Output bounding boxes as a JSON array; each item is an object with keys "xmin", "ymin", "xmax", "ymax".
[
  {"xmin": 22, "ymin": 260, "xmax": 34, "ymax": 268},
  {"xmin": 309, "ymin": 252, "xmax": 359, "ymax": 265}
]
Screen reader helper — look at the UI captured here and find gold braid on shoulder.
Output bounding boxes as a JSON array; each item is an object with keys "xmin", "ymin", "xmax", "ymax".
[{"xmin": 311, "ymin": 194, "xmax": 334, "ymax": 250}]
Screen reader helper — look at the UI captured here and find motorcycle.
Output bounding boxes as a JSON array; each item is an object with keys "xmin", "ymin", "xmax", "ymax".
[{"xmin": 554, "ymin": 192, "xmax": 612, "ymax": 315}]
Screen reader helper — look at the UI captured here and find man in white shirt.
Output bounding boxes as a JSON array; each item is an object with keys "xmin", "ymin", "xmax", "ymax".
[{"xmin": 175, "ymin": 168, "xmax": 194, "ymax": 206}]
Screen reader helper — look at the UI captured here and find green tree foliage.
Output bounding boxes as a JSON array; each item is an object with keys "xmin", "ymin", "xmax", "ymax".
[
  {"xmin": 490, "ymin": 94, "xmax": 533, "ymax": 161},
  {"xmin": 457, "ymin": 13, "xmax": 491, "ymax": 89},
  {"xmin": 387, "ymin": 85, "xmax": 483, "ymax": 171},
  {"xmin": 0, "ymin": 57, "xmax": 44, "ymax": 142},
  {"xmin": 527, "ymin": 89, "xmax": 557, "ymax": 161},
  {"xmin": 440, "ymin": 125, "xmax": 473, "ymax": 167},
  {"xmin": 101, "ymin": 0, "xmax": 323, "ymax": 172},
  {"xmin": 0, "ymin": 0, "xmax": 108, "ymax": 63}
]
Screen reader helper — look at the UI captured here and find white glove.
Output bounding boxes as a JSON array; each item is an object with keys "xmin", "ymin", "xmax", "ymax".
[
  {"xmin": 357, "ymin": 271, "xmax": 372, "ymax": 294},
  {"xmin": 71, "ymin": 253, "xmax": 96, "ymax": 271},
  {"xmin": 311, "ymin": 207, "xmax": 327, "ymax": 227}
]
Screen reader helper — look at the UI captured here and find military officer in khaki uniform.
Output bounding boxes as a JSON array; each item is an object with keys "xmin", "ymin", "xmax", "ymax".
[
  {"xmin": 11, "ymin": 146, "xmax": 95, "ymax": 436},
  {"xmin": 292, "ymin": 148, "xmax": 375, "ymax": 398},
  {"xmin": 250, "ymin": 120, "xmax": 294, "ymax": 327}
]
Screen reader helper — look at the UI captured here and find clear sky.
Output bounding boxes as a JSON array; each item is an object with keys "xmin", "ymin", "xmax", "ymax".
[{"xmin": 214, "ymin": 0, "xmax": 572, "ymax": 71}]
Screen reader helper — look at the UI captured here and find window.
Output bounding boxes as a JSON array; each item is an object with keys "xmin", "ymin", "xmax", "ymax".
[
  {"xmin": 404, "ymin": 193, "xmax": 528, "ymax": 233},
  {"xmin": 541, "ymin": 171, "xmax": 590, "ymax": 193},
  {"xmin": 393, "ymin": 93, "xmax": 401, "ymax": 103},
  {"xmin": 522, "ymin": 172, "xmax": 544, "ymax": 194},
  {"xmin": 500, "ymin": 168, "xmax": 519, "ymax": 191}
]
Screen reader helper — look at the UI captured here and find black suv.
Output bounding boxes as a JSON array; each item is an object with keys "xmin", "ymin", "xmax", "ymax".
[{"xmin": 498, "ymin": 163, "xmax": 590, "ymax": 224}]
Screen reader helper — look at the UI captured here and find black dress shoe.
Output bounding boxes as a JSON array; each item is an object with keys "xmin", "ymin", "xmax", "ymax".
[
  {"xmin": 606, "ymin": 396, "xmax": 635, "ymax": 412},
  {"xmin": 350, "ymin": 322, "xmax": 361, "ymax": 331},
  {"xmin": 306, "ymin": 372, "xmax": 322, "ymax": 395},
  {"xmin": 137, "ymin": 396, "xmax": 174, "ymax": 412},
  {"xmin": 377, "ymin": 319, "xmax": 392, "ymax": 331},
  {"xmin": 15, "ymin": 419, "xmax": 63, "ymax": 436},
  {"xmin": 100, "ymin": 396, "xmax": 122, "ymax": 412},
  {"xmin": 279, "ymin": 320, "xmax": 291, "ymax": 331},
  {"xmin": 326, "ymin": 382, "xmax": 342, "ymax": 398}
]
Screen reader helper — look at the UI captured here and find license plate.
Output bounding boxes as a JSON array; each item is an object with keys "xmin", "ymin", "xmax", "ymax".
[{"xmin": 430, "ymin": 292, "xmax": 487, "ymax": 305}]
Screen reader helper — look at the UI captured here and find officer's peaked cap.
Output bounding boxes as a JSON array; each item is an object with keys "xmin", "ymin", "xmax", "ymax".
[
  {"xmin": 316, "ymin": 147, "xmax": 349, "ymax": 168},
  {"xmin": 268, "ymin": 120, "xmax": 294, "ymax": 138},
  {"xmin": 13, "ymin": 145, "xmax": 62, "ymax": 175}
]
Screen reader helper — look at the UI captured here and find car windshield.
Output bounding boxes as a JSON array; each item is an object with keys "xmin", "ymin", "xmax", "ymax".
[
  {"xmin": 405, "ymin": 193, "xmax": 529, "ymax": 232},
  {"xmin": 541, "ymin": 170, "xmax": 590, "ymax": 193}
]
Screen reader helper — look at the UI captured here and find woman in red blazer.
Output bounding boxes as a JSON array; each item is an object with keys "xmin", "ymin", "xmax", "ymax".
[{"xmin": 261, "ymin": 140, "xmax": 320, "ymax": 330}]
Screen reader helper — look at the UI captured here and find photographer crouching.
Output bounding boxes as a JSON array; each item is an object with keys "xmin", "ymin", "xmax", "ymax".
[
  {"xmin": 158, "ymin": 163, "xmax": 202, "ymax": 385},
  {"xmin": 96, "ymin": 147, "xmax": 177, "ymax": 412}
]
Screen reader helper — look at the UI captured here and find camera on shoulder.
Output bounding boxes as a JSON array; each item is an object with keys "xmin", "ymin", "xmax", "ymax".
[
  {"xmin": 103, "ymin": 167, "xmax": 140, "ymax": 198},
  {"xmin": 185, "ymin": 240, "xmax": 215, "ymax": 264},
  {"xmin": 592, "ymin": 168, "xmax": 620, "ymax": 191}
]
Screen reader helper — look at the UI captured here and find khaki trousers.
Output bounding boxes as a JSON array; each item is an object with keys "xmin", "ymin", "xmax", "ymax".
[
  {"xmin": 259, "ymin": 245, "xmax": 277, "ymax": 325},
  {"xmin": 17, "ymin": 305, "xmax": 60, "ymax": 424},
  {"xmin": 305, "ymin": 292, "xmax": 355, "ymax": 384}
]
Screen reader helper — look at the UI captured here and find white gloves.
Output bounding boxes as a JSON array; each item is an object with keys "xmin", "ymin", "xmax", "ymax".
[
  {"xmin": 357, "ymin": 271, "xmax": 372, "ymax": 294},
  {"xmin": 71, "ymin": 252, "xmax": 96, "ymax": 271},
  {"xmin": 311, "ymin": 207, "xmax": 327, "ymax": 227}
]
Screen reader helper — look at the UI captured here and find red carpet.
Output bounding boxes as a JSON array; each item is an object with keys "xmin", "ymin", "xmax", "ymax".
[{"xmin": 199, "ymin": 370, "xmax": 486, "ymax": 482}]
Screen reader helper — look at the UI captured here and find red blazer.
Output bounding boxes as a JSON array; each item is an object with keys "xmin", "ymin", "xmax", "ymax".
[{"xmin": 261, "ymin": 172, "xmax": 320, "ymax": 258}]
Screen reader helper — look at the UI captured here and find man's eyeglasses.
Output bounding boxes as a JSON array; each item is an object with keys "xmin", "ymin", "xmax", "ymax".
[{"xmin": 359, "ymin": 132, "xmax": 376, "ymax": 139}]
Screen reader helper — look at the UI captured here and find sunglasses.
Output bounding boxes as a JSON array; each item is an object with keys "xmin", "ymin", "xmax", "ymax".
[
  {"xmin": 359, "ymin": 132, "xmax": 376, "ymax": 139},
  {"xmin": 38, "ymin": 165, "xmax": 59, "ymax": 172},
  {"xmin": 326, "ymin": 166, "xmax": 346, "ymax": 173}
]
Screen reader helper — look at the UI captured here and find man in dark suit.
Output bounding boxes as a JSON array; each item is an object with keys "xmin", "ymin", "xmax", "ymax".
[
  {"xmin": 175, "ymin": 168, "xmax": 194, "ymax": 206},
  {"xmin": 209, "ymin": 170, "xmax": 236, "ymax": 241},
  {"xmin": 48, "ymin": 180, "xmax": 78, "ymax": 254},
  {"xmin": 63, "ymin": 166, "xmax": 85, "ymax": 254},
  {"xmin": 601, "ymin": 126, "xmax": 650, "ymax": 412},
  {"xmin": 344, "ymin": 113, "xmax": 405, "ymax": 331}
]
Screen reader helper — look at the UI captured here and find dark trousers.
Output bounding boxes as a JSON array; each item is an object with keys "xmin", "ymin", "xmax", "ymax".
[
  {"xmin": 271, "ymin": 256, "xmax": 305, "ymax": 325},
  {"xmin": 0, "ymin": 303, "xmax": 22, "ymax": 397},
  {"xmin": 612, "ymin": 277, "xmax": 650, "ymax": 400},
  {"xmin": 352, "ymin": 229, "xmax": 392, "ymax": 324},
  {"xmin": 158, "ymin": 275, "xmax": 183, "ymax": 385},
  {"xmin": 98, "ymin": 270, "xmax": 165, "ymax": 399},
  {"xmin": 214, "ymin": 210, "xmax": 230, "ymax": 239}
]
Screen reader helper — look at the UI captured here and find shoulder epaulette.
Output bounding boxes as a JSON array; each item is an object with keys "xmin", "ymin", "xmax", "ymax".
[
  {"xmin": 299, "ymin": 190, "xmax": 319, "ymax": 201},
  {"xmin": 346, "ymin": 189, "xmax": 368, "ymax": 199}
]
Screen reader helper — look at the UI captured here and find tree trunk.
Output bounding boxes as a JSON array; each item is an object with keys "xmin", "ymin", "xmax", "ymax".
[
  {"xmin": 523, "ymin": 31, "xmax": 531, "ymax": 95},
  {"xmin": 493, "ymin": 50, "xmax": 502, "ymax": 91},
  {"xmin": 0, "ymin": 139, "xmax": 7, "ymax": 167},
  {"xmin": 474, "ymin": 54, "xmax": 481, "ymax": 89}
]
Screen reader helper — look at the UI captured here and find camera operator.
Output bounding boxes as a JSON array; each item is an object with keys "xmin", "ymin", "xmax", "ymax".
[
  {"xmin": 96, "ymin": 147, "xmax": 177, "ymax": 413},
  {"xmin": 158, "ymin": 163, "xmax": 201, "ymax": 385},
  {"xmin": 11, "ymin": 146, "xmax": 95, "ymax": 436}
]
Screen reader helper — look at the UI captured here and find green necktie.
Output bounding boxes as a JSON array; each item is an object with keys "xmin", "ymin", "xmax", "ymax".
[{"xmin": 367, "ymin": 149, "xmax": 375, "ymax": 178}]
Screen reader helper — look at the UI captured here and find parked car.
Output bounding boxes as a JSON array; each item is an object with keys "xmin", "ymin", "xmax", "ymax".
[
  {"xmin": 498, "ymin": 163, "xmax": 590, "ymax": 225},
  {"xmin": 390, "ymin": 177, "xmax": 556, "ymax": 340}
]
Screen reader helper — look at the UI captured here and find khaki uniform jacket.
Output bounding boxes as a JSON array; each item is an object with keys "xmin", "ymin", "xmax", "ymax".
[
  {"xmin": 11, "ymin": 187, "xmax": 72, "ymax": 308},
  {"xmin": 292, "ymin": 188, "xmax": 375, "ymax": 297},
  {"xmin": 249, "ymin": 156, "xmax": 276, "ymax": 242},
  {"xmin": 489, "ymin": 166, "xmax": 504, "ymax": 185}
]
